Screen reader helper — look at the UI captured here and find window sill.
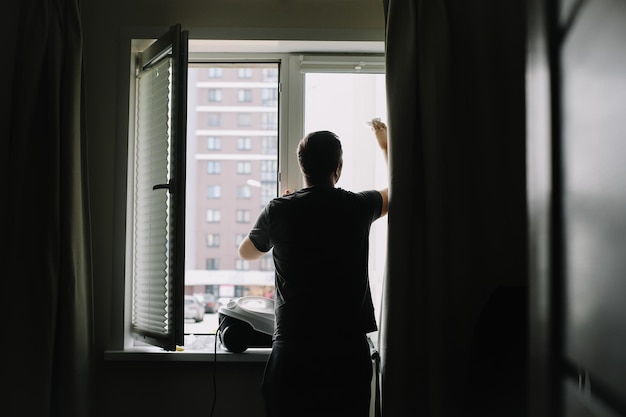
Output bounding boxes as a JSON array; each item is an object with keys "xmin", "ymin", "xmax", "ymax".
[{"xmin": 104, "ymin": 334, "xmax": 271, "ymax": 362}]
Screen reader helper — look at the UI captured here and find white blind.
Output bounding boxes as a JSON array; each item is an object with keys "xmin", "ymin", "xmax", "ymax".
[
  {"xmin": 132, "ymin": 58, "xmax": 174, "ymax": 339},
  {"xmin": 299, "ymin": 54, "xmax": 385, "ymax": 74}
]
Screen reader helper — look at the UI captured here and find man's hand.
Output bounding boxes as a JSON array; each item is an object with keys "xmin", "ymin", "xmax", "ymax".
[
  {"xmin": 371, "ymin": 119, "xmax": 388, "ymax": 159},
  {"xmin": 370, "ymin": 119, "xmax": 389, "ymax": 217}
]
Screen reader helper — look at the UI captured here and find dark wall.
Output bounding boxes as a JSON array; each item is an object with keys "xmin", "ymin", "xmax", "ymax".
[{"xmin": 101, "ymin": 361, "xmax": 266, "ymax": 417}]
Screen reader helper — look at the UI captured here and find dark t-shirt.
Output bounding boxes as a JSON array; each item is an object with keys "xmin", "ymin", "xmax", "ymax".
[{"xmin": 248, "ymin": 185, "xmax": 382, "ymax": 341}]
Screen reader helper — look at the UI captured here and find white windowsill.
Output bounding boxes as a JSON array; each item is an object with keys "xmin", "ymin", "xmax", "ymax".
[{"xmin": 104, "ymin": 334, "xmax": 271, "ymax": 362}]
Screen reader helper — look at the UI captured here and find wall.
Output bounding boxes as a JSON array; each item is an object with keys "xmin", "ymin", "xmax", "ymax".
[{"xmin": 80, "ymin": 1, "xmax": 385, "ymax": 416}]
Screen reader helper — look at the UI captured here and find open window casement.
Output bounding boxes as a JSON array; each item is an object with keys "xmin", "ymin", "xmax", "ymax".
[{"xmin": 129, "ymin": 24, "xmax": 188, "ymax": 351}]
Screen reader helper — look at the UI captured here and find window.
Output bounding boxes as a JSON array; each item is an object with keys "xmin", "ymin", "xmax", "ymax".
[
  {"xmin": 206, "ymin": 161, "xmax": 221, "ymax": 174},
  {"xmin": 235, "ymin": 233, "xmax": 246, "ymax": 247},
  {"xmin": 235, "ymin": 209, "xmax": 251, "ymax": 223},
  {"xmin": 238, "ymin": 89, "xmax": 252, "ymax": 102},
  {"xmin": 206, "ymin": 209, "xmax": 221, "ymax": 223},
  {"xmin": 260, "ymin": 184, "xmax": 275, "ymax": 206},
  {"xmin": 236, "ymin": 161, "xmax": 251, "ymax": 174},
  {"xmin": 208, "ymin": 113, "xmax": 221, "ymax": 126},
  {"xmin": 262, "ymin": 136, "xmax": 277, "ymax": 154},
  {"xmin": 237, "ymin": 185, "xmax": 252, "ymax": 199},
  {"xmin": 304, "ymin": 71, "xmax": 388, "ymax": 339},
  {"xmin": 206, "ymin": 233, "xmax": 220, "ymax": 247},
  {"xmin": 235, "ymin": 258, "xmax": 250, "ymax": 271},
  {"xmin": 206, "ymin": 136, "xmax": 220, "ymax": 150},
  {"xmin": 262, "ymin": 88, "xmax": 278, "ymax": 106},
  {"xmin": 262, "ymin": 113, "xmax": 277, "ymax": 130},
  {"xmin": 263, "ymin": 68, "xmax": 278, "ymax": 82},
  {"xmin": 206, "ymin": 185, "xmax": 221, "ymax": 198},
  {"xmin": 237, "ymin": 137, "xmax": 252, "ymax": 150},
  {"xmin": 206, "ymin": 258, "xmax": 219, "ymax": 270},
  {"xmin": 260, "ymin": 254, "xmax": 274, "ymax": 271},
  {"xmin": 124, "ymin": 31, "xmax": 385, "ymax": 350},
  {"xmin": 208, "ymin": 68, "xmax": 222, "ymax": 78},
  {"xmin": 208, "ymin": 88, "xmax": 222, "ymax": 102},
  {"xmin": 237, "ymin": 68, "xmax": 252, "ymax": 78},
  {"xmin": 126, "ymin": 25, "xmax": 188, "ymax": 350}
]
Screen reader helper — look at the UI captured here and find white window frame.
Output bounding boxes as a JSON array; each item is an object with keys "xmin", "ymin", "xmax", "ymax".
[{"xmin": 113, "ymin": 31, "xmax": 384, "ymax": 354}]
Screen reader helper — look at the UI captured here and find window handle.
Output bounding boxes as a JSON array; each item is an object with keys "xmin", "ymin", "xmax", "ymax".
[{"xmin": 153, "ymin": 179, "xmax": 173, "ymax": 192}]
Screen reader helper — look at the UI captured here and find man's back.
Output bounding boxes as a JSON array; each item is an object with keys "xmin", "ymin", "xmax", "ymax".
[{"xmin": 251, "ymin": 185, "xmax": 382, "ymax": 340}]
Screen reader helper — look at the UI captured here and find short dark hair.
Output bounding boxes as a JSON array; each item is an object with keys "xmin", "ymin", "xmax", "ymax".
[{"xmin": 297, "ymin": 131, "xmax": 343, "ymax": 185}]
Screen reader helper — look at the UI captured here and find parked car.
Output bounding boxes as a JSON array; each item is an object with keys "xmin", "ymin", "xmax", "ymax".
[
  {"xmin": 197, "ymin": 293, "xmax": 218, "ymax": 313},
  {"xmin": 184, "ymin": 295, "xmax": 204, "ymax": 322}
]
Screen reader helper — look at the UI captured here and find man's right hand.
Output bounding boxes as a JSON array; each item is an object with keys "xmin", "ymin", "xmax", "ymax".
[{"xmin": 371, "ymin": 119, "xmax": 388, "ymax": 159}]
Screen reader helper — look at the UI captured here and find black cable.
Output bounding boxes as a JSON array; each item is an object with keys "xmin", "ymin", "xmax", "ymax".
[{"xmin": 210, "ymin": 320, "xmax": 226, "ymax": 417}]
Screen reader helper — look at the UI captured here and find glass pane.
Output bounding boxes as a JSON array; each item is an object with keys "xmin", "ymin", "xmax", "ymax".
[
  {"xmin": 304, "ymin": 72, "xmax": 388, "ymax": 342},
  {"xmin": 185, "ymin": 63, "xmax": 279, "ymax": 334}
]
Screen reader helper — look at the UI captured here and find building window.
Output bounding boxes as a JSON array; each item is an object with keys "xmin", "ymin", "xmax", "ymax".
[
  {"xmin": 235, "ymin": 233, "xmax": 247, "ymax": 247},
  {"xmin": 238, "ymin": 89, "xmax": 252, "ymax": 102},
  {"xmin": 260, "ymin": 254, "xmax": 274, "ymax": 271},
  {"xmin": 206, "ymin": 258, "xmax": 219, "ymax": 270},
  {"xmin": 237, "ymin": 68, "xmax": 252, "ymax": 78},
  {"xmin": 235, "ymin": 258, "xmax": 250, "ymax": 271},
  {"xmin": 206, "ymin": 209, "xmax": 221, "ymax": 223},
  {"xmin": 208, "ymin": 88, "xmax": 222, "ymax": 102},
  {"xmin": 237, "ymin": 185, "xmax": 251, "ymax": 199},
  {"xmin": 207, "ymin": 136, "xmax": 221, "ymax": 150},
  {"xmin": 237, "ymin": 161, "xmax": 251, "ymax": 174},
  {"xmin": 237, "ymin": 137, "xmax": 251, "ymax": 150},
  {"xmin": 207, "ymin": 185, "xmax": 221, "ymax": 199},
  {"xmin": 261, "ymin": 160, "xmax": 277, "ymax": 182},
  {"xmin": 208, "ymin": 68, "xmax": 223, "ymax": 78},
  {"xmin": 262, "ymin": 112, "xmax": 278, "ymax": 130},
  {"xmin": 206, "ymin": 233, "xmax": 220, "ymax": 247},
  {"xmin": 262, "ymin": 136, "xmax": 278, "ymax": 154},
  {"xmin": 236, "ymin": 209, "xmax": 251, "ymax": 223},
  {"xmin": 261, "ymin": 184, "xmax": 275, "ymax": 205},
  {"xmin": 262, "ymin": 88, "xmax": 278, "ymax": 106},
  {"xmin": 206, "ymin": 161, "xmax": 221, "ymax": 174},
  {"xmin": 208, "ymin": 113, "xmax": 221, "ymax": 126},
  {"xmin": 263, "ymin": 68, "xmax": 278, "ymax": 81}
]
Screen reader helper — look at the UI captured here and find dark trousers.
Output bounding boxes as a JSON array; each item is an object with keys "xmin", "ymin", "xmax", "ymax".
[{"xmin": 262, "ymin": 335, "xmax": 372, "ymax": 417}]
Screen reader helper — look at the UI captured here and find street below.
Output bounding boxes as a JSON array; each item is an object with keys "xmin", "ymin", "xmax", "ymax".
[{"xmin": 184, "ymin": 312, "xmax": 220, "ymax": 335}]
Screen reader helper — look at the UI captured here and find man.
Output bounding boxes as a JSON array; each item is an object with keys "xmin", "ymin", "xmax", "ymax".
[{"xmin": 239, "ymin": 120, "xmax": 389, "ymax": 417}]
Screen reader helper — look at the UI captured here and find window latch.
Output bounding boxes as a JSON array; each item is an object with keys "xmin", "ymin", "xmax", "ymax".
[{"xmin": 153, "ymin": 179, "xmax": 174, "ymax": 192}]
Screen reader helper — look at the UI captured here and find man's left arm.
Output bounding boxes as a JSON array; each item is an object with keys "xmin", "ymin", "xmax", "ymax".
[{"xmin": 238, "ymin": 235, "xmax": 266, "ymax": 260}]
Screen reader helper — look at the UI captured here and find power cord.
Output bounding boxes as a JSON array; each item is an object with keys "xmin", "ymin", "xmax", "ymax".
[{"xmin": 210, "ymin": 320, "xmax": 226, "ymax": 417}]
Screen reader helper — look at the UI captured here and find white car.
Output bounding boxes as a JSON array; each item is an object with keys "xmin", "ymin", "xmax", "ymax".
[{"xmin": 184, "ymin": 295, "xmax": 204, "ymax": 322}]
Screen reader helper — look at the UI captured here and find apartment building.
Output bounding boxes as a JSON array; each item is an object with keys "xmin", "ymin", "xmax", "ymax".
[{"xmin": 185, "ymin": 64, "xmax": 279, "ymax": 299}]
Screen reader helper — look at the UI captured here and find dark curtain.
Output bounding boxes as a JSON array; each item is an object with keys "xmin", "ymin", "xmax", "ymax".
[
  {"xmin": 380, "ymin": 1, "xmax": 527, "ymax": 416},
  {"xmin": 1, "ymin": 0, "xmax": 94, "ymax": 416}
]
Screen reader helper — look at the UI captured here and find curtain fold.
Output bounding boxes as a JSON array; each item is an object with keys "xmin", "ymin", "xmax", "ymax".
[
  {"xmin": 2, "ymin": 0, "xmax": 94, "ymax": 416},
  {"xmin": 380, "ymin": 1, "xmax": 452, "ymax": 415},
  {"xmin": 380, "ymin": 0, "xmax": 527, "ymax": 416}
]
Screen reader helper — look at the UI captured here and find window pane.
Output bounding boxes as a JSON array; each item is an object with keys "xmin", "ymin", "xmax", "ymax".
[
  {"xmin": 304, "ymin": 72, "xmax": 388, "ymax": 341},
  {"xmin": 186, "ymin": 63, "xmax": 279, "ymax": 333}
]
